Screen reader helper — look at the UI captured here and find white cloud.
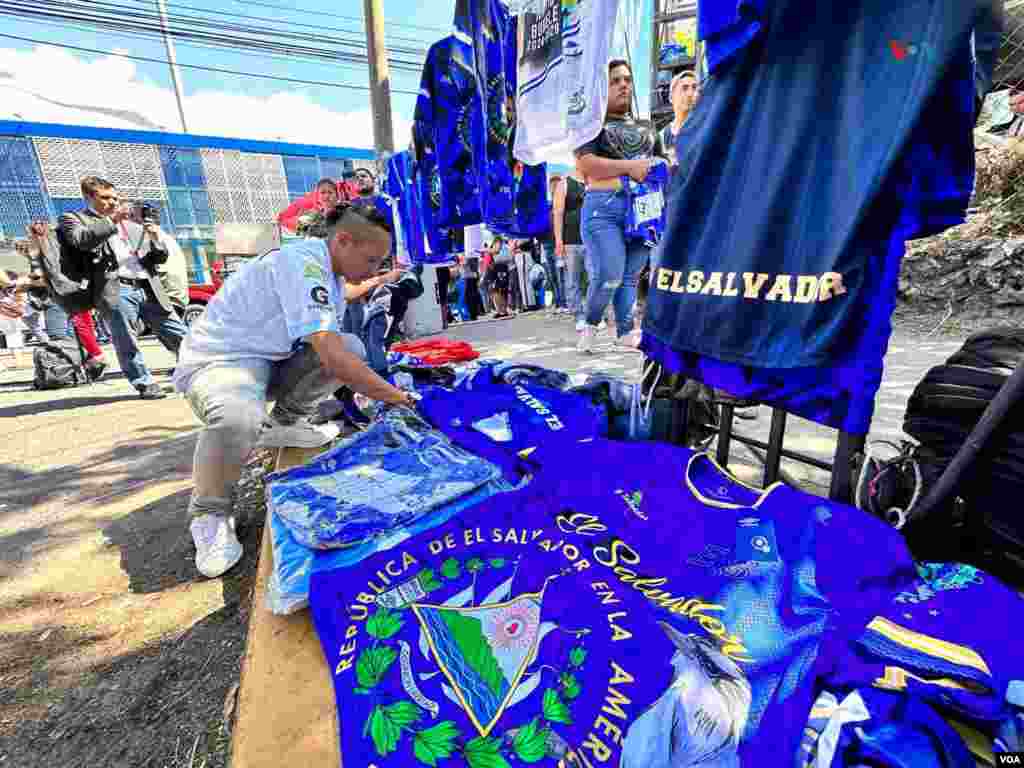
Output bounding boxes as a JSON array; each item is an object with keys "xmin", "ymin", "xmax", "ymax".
[{"xmin": 0, "ymin": 44, "xmax": 413, "ymax": 150}]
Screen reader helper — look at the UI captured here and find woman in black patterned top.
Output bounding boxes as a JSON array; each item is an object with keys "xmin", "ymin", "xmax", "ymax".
[{"xmin": 574, "ymin": 59, "xmax": 667, "ymax": 354}]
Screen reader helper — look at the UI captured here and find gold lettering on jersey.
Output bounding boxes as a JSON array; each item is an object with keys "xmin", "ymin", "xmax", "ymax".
[
  {"xmin": 591, "ymin": 539, "xmax": 752, "ymax": 661},
  {"xmin": 651, "ymin": 269, "xmax": 848, "ymax": 304}
]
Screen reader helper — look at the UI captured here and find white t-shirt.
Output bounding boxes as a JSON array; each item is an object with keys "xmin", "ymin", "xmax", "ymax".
[
  {"xmin": 173, "ymin": 238, "xmax": 346, "ymax": 391},
  {"xmin": 513, "ymin": 0, "xmax": 619, "ymax": 164}
]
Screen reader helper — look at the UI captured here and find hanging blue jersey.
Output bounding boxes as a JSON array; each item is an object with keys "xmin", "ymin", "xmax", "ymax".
[
  {"xmin": 699, "ymin": 0, "xmax": 768, "ymax": 75},
  {"xmin": 622, "ymin": 161, "xmax": 670, "ymax": 248},
  {"xmin": 643, "ymin": 0, "xmax": 984, "ymax": 435},
  {"xmin": 385, "ymin": 151, "xmax": 427, "ymax": 265},
  {"xmin": 414, "ymin": 36, "xmax": 484, "ymax": 233},
  {"xmin": 414, "ymin": 151, "xmax": 458, "ymax": 262},
  {"xmin": 453, "ymin": 0, "xmax": 551, "ymax": 238},
  {"xmin": 309, "ymin": 439, "xmax": 922, "ymax": 768}
]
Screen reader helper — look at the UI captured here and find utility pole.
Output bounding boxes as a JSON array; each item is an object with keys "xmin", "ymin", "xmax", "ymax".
[
  {"xmin": 363, "ymin": 0, "xmax": 395, "ymax": 163},
  {"xmin": 156, "ymin": 0, "xmax": 189, "ymax": 133}
]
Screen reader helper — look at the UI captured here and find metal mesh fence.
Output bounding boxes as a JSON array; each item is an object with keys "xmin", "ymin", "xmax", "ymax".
[{"xmin": 975, "ymin": 3, "xmax": 1024, "ymax": 230}]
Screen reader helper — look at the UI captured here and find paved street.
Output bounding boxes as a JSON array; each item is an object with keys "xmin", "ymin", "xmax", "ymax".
[{"xmin": 0, "ymin": 315, "xmax": 963, "ymax": 766}]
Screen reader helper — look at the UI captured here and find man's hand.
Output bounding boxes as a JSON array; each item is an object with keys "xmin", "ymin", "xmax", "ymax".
[
  {"xmin": 378, "ymin": 268, "xmax": 403, "ymax": 285},
  {"xmin": 1012, "ymin": 91, "xmax": 1024, "ymax": 116},
  {"xmin": 110, "ymin": 204, "xmax": 132, "ymax": 224},
  {"xmin": 555, "ymin": 241, "xmax": 565, "ymax": 259},
  {"xmin": 309, "ymin": 331, "xmax": 415, "ymax": 406},
  {"xmin": 628, "ymin": 158, "xmax": 652, "ymax": 183}
]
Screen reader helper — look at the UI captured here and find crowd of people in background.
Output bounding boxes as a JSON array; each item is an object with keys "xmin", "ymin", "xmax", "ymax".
[{"xmin": 437, "ymin": 62, "xmax": 701, "ymax": 355}]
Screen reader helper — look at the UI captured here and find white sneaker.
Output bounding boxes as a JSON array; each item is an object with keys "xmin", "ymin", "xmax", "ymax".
[
  {"xmin": 598, "ymin": 320, "xmax": 608, "ymax": 331},
  {"xmin": 575, "ymin": 319, "xmax": 586, "ymax": 332},
  {"xmin": 191, "ymin": 515, "xmax": 243, "ymax": 579},
  {"xmin": 257, "ymin": 418, "xmax": 340, "ymax": 449},
  {"xmin": 577, "ymin": 325, "xmax": 596, "ymax": 354}
]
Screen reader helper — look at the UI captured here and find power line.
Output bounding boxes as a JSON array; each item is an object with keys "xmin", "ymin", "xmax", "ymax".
[
  {"xmin": 0, "ymin": 31, "xmax": 422, "ymax": 93},
  {"xmin": 117, "ymin": 0, "xmax": 443, "ymax": 48},
  {"xmin": 105, "ymin": 0, "xmax": 434, "ymax": 55},
  {"xmin": 12, "ymin": 13, "xmax": 424, "ymax": 82},
  {"xmin": 226, "ymin": 0, "xmax": 450, "ymax": 35},
  {"xmin": 0, "ymin": 0, "xmax": 430, "ymax": 68}
]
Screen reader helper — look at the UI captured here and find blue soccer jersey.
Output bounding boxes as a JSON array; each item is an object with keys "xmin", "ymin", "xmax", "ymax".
[
  {"xmin": 385, "ymin": 151, "xmax": 427, "ymax": 265},
  {"xmin": 413, "ymin": 35, "xmax": 484, "ymax": 232},
  {"xmin": 453, "ymin": 0, "xmax": 551, "ymax": 238},
  {"xmin": 415, "ymin": 368, "xmax": 611, "ymax": 481},
  {"xmin": 310, "ymin": 435, "xmax": 927, "ymax": 768},
  {"xmin": 643, "ymin": 0, "xmax": 984, "ymax": 434}
]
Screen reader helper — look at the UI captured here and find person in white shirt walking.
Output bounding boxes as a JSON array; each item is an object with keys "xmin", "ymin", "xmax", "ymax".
[{"xmin": 173, "ymin": 201, "xmax": 416, "ymax": 578}]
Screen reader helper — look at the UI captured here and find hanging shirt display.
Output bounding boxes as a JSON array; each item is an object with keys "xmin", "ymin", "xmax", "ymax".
[
  {"xmin": 414, "ymin": 35, "xmax": 484, "ymax": 236},
  {"xmin": 385, "ymin": 151, "xmax": 426, "ymax": 266},
  {"xmin": 414, "ymin": 150, "xmax": 458, "ymax": 262},
  {"xmin": 453, "ymin": 0, "xmax": 550, "ymax": 238},
  {"xmin": 309, "ymin": 439, "xmax": 923, "ymax": 768},
  {"xmin": 643, "ymin": 0, "xmax": 986, "ymax": 435},
  {"xmin": 512, "ymin": 0, "xmax": 621, "ymax": 165}
]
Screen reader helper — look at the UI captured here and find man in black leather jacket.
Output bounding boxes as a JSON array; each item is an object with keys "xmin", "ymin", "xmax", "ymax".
[{"xmin": 57, "ymin": 176, "xmax": 186, "ymax": 399}]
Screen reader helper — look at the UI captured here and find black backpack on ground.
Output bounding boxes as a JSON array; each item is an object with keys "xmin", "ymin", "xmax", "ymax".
[
  {"xmin": 33, "ymin": 339, "xmax": 88, "ymax": 390},
  {"xmin": 858, "ymin": 328, "xmax": 1024, "ymax": 578}
]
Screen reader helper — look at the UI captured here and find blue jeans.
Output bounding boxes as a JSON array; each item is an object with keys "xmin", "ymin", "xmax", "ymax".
[
  {"xmin": 43, "ymin": 303, "xmax": 73, "ymax": 341},
  {"xmin": 563, "ymin": 244, "xmax": 587, "ymax": 320},
  {"xmin": 581, "ymin": 190, "xmax": 650, "ymax": 336},
  {"xmin": 541, "ymin": 244, "xmax": 566, "ymax": 308},
  {"xmin": 102, "ymin": 284, "xmax": 187, "ymax": 388}
]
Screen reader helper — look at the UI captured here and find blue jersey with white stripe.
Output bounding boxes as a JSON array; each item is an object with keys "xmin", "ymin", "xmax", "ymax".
[
  {"xmin": 385, "ymin": 151, "xmax": 426, "ymax": 265},
  {"xmin": 453, "ymin": 0, "xmax": 551, "ymax": 237},
  {"xmin": 413, "ymin": 36, "xmax": 484, "ymax": 235}
]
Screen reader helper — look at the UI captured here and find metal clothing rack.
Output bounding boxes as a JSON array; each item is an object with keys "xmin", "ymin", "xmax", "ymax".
[{"xmin": 654, "ymin": 373, "xmax": 867, "ymax": 504}]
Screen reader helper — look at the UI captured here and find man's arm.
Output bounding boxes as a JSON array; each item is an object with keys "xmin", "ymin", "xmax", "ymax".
[
  {"xmin": 552, "ymin": 178, "xmax": 568, "ymax": 256},
  {"xmin": 575, "ymin": 153, "xmax": 650, "ymax": 183},
  {"xmin": 308, "ymin": 331, "xmax": 412, "ymax": 405},
  {"xmin": 344, "ymin": 269, "xmax": 402, "ymax": 301},
  {"xmin": 36, "ymin": 231, "xmax": 84, "ymax": 297},
  {"xmin": 57, "ymin": 212, "xmax": 117, "ymax": 253}
]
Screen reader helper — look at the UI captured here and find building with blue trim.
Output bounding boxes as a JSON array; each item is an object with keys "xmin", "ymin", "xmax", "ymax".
[{"xmin": 0, "ymin": 120, "xmax": 377, "ymax": 281}]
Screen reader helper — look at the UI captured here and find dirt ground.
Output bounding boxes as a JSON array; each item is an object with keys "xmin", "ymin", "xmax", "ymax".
[{"xmin": 0, "ymin": 449, "xmax": 271, "ymax": 768}]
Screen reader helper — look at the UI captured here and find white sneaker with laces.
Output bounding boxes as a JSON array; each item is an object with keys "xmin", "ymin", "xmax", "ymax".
[
  {"xmin": 257, "ymin": 418, "xmax": 340, "ymax": 449},
  {"xmin": 191, "ymin": 514, "xmax": 243, "ymax": 579},
  {"xmin": 577, "ymin": 325, "xmax": 596, "ymax": 354},
  {"xmin": 598, "ymin": 320, "xmax": 608, "ymax": 331}
]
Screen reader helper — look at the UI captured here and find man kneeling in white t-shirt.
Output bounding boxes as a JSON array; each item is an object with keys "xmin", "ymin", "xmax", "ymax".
[{"xmin": 173, "ymin": 202, "xmax": 416, "ymax": 578}]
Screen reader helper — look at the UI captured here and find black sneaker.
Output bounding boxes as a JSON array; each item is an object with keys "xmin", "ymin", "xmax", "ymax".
[
  {"xmin": 85, "ymin": 360, "xmax": 107, "ymax": 382},
  {"xmin": 138, "ymin": 383, "xmax": 168, "ymax": 400}
]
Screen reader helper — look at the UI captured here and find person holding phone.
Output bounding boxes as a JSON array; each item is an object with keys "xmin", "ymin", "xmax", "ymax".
[{"xmin": 57, "ymin": 176, "xmax": 186, "ymax": 398}]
